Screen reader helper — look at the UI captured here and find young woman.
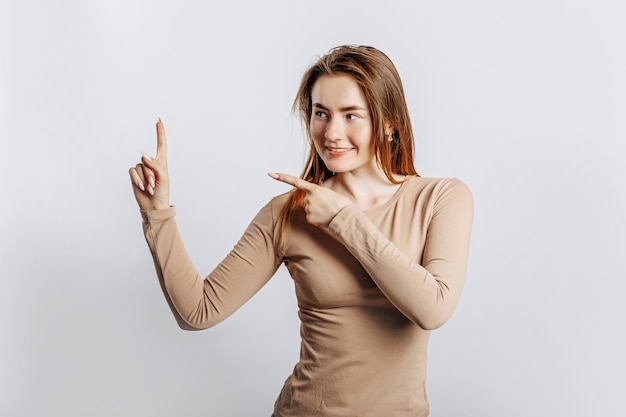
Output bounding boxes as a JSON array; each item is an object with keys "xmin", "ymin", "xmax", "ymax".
[{"xmin": 129, "ymin": 45, "xmax": 473, "ymax": 417}]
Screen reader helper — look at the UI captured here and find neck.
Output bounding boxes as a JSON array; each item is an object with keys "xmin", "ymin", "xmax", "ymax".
[{"xmin": 328, "ymin": 167, "xmax": 406, "ymax": 211}]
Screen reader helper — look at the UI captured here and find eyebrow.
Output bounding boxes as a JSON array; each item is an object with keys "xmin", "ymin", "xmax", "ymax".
[{"xmin": 313, "ymin": 102, "xmax": 368, "ymax": 112}]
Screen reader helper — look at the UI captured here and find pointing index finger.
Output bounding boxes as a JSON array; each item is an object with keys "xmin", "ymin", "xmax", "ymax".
[
  {"xmin": 155, "ymin": 118, "xmax": 167, "ymax": 162},
  {"xmin": 268, "ymin": 172, "xmax": 315, "ymax": 191}
]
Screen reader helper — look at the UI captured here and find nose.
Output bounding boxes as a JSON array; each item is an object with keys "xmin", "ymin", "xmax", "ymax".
[{"xmin": 324, "ymin": 116, "xmax": 344, "ymax": 141}]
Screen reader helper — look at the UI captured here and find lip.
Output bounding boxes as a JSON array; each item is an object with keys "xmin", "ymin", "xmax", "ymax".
[{"xmin": 325, "ymin": 146, "xmax": 354, "ymax": 156}]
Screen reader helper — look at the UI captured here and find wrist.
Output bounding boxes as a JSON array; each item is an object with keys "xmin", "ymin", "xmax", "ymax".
[{"xmin": 150, "ymin": 202, "xmax": 171, "ymax": 211}]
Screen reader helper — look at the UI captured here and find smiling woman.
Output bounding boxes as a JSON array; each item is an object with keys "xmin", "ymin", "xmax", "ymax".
[
  {"xmin": 310, "ymin": 74, "xmax": 377, "ymax": 175},
  {"xmin": 129, "ymin": 45, "xmax": 474, "ymax": 417}
]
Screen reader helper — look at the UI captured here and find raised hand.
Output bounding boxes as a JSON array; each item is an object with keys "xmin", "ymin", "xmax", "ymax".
[
  {"xmin": 268, "ymin": 172, "xmax": 353, "ymax": 227},
  {"xmin": 129, "ymin": 119, "xmax": 170, "ymax": 211}
]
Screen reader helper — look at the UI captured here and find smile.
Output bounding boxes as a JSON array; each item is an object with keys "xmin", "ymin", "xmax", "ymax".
[{"xmin": 326, "ymin": 147, "xmax": 354, "ymax": 154}]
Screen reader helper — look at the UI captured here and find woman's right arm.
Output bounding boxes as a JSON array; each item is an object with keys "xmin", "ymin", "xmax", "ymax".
[{"xmin": 130, "ymin": 120, "xmax": 283, "ymax": 330}]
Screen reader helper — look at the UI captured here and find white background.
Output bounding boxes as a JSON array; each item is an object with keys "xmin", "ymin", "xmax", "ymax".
[{"xmin": 1, "ymin": 1, "xmax": 625, "ymax": 416}]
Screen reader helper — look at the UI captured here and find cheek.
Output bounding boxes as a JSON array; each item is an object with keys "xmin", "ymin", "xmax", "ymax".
[
  {"xmin": 354, "ymin": 126, "xmax": 375, "ymax": 149},
  {"xmin": 309, "ymin": 121, "xmax": 324, "ymax": 139},
  {"xmin": 308, "ymin": 126, "xmax": 324, "ymax": 151},
  {"xmin": 310, "ymin": 126, "xmax": 327, "ymax": 150}
]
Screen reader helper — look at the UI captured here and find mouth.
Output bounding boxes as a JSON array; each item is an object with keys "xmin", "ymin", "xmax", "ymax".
[{"xmin": 326, "ymin": 146, "xmax": 354, "ymax": 155}]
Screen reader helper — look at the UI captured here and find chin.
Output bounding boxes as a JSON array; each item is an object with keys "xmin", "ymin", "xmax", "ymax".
[{"xmin": 323, "ymin": 162, "xmax": 350, "ymax": 174}]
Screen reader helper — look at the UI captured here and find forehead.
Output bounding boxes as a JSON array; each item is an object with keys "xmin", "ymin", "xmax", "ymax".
[{"xmin": 311, "ymin": 74, "xmax": 367, "ymax": 107}]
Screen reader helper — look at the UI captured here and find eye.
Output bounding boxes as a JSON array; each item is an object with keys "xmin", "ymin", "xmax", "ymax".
[
  {"xmin": 346, "ymin": 114, "xmax": 359, "ymax": 120},
  {"xmin": 314, "ymin": 111, "xmax": 328, "ymax": 118}
]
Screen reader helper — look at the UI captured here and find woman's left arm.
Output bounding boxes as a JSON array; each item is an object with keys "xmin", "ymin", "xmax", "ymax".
[
  {"xmin": 328, "ymin": 178, "xmax": 474, "ymax": 330},
  {"xmin": 269, "ymin": 174, "xmax": 474, "ymax": 330}
]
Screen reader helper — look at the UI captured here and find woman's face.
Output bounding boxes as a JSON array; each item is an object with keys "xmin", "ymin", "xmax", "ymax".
[{"xmin": 309, "ymin": 74, "xmax": 377, "ymax": 176}]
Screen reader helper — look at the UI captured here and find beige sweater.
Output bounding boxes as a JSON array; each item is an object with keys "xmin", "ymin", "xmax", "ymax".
[{"xmin": 141, "ymin": 176, "xmax": 474, "ymax": 417}]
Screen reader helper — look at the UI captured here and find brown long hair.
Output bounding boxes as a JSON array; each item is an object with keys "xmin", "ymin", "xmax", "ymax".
[{"xmin": 278, "ymin": 45, "xmax": 418, "ymax": 232}]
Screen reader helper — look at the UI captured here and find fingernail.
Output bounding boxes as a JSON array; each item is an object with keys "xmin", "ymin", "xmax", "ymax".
[
  {"xmin": 157, "ymin": 117, "xmax": 162, "ymax": 123},
  {"xmin": 141, "ymin": 151, "xmax": 152, "ymax": 161},
  {"xmin": 147, "ymin": 184, "xmax": 154, "ymax": 196},
  {"xmin": 149, "ymin": 177, "xmax": 155, "ymax": 188},
  {"xmin": 138, "ymin": 182, "xmax": 145, "ymax": 191},
  {"xmin": 267, "ymin": 172, "xmax": 279, "ymax": 179}
]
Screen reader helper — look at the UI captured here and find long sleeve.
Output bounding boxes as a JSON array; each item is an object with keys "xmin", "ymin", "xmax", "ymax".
[
  {"xmin": 141, "ymin": 200, "xmax": 283, "ymax": 330},
  {"xmin": 327, "ymin": 178, "xmax": 474, "ymax": 330}
]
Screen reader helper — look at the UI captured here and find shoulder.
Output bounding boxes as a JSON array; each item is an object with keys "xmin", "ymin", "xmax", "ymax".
[
  {"xmin": 401, "ymin": 176, "xmax": 473, "ymax": 212},
  {"xmin": 251, "ymin": 191, "xmax": 292, "ymax": 225},
  {"xmin": 268, "ymin": 191, "xmax": 291, "ymax": 213},
  {"xmin": 403, "ymin": 176, "xmax": 471, "ymax": 196}
]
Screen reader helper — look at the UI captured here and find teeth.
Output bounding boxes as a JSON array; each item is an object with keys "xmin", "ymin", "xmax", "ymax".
[{"xmin": 328, "ymin": 147, "xmax": 352, "ymax": 153}]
